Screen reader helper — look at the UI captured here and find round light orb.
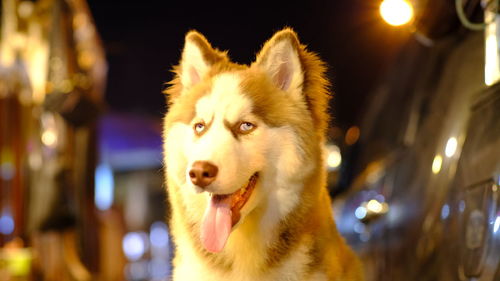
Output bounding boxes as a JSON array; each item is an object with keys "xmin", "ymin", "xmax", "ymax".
[{"xmin": 380, "ymin": 0, "xmax": 414, "ymax": 26}]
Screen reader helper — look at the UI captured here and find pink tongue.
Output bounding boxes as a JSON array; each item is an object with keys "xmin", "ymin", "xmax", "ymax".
[{"xmin": 201, "ymin": 196, "xmax": 232, "ymax": 253}]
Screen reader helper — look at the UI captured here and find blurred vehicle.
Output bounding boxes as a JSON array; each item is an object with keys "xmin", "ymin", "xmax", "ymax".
[{"xmin": 334, "ymin": 1, "xmax": 500, "ymax": 280}]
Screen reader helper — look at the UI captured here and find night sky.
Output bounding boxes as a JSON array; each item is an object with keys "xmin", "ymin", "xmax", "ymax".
[{"xmin": 87, "ymin": 1, "xmax": 410, "ymax": 130}]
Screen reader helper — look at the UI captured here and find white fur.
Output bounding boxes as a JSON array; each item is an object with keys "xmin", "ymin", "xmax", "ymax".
[
  {"xmin": 259, "ymin": 126, "xmax": 313, "ymax": 232},
  {"xmin": 173, "ymin": 236, "xmax": 325, "ymax": 281},
  {"xmin": 180, "ymin": 39, "xmax": 210, "ymax": 88},
  {"xmin": 195, "ymin": 74, "xmax": 254, "ymax": 124},
  {"xmin": 185, "ymin": 73, "xmax": 264, "ymax": 195},
  {"xmin": 258, "ymin": 39, "xmax": 304, "ymax": 102},
  {"xmin": 164, "ymin": 123, "xmax": 207, "ymax": 222},
  {"xmin": 164, "ymin": 123, "xmax": 190, "ymax": 188}
]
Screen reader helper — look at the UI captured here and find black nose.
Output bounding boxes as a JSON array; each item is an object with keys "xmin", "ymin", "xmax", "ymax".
[{"xmin": 189, "ymin": 161, "xmax": 218, "ymax": 188}]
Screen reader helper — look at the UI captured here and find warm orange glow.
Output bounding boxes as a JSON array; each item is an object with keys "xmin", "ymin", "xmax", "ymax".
[
  {"xmin": 345, "ymin": 126, "xmax": 360, "ymax": 145},
  {"xmin": 380, "ymin": 0, "xmax": 414, "ymax": 26}
]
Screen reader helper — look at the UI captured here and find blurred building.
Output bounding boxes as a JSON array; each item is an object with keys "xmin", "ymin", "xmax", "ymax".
[
  {"xmin": 96, "ymin": 112, "xmax": 170, "ymax": 281},
  {"xmin": 0, "ymin": 0, "xmax": 106, "ymax": 279}
]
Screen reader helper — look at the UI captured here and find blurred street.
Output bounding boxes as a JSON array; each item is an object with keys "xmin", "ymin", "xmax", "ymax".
[{"xmin": 0, "ymin": 0, "xmax": 499, "ymax": 280}]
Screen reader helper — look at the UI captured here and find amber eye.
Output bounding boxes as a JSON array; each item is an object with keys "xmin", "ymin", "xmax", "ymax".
[
  {"xmin": 194, "ymin": 122, "xmax": 205, "ymax": 134},
  {"xmin": 238, "ymin": 122, "xmax": 255, "ymax": 133}
]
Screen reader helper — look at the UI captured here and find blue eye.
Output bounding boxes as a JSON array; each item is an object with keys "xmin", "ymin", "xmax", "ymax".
[
  {"xmin": 239, "ymin": 122, "xmax": 255, "ymax": 133},
  {"xmin": 194, "ymin": 122, "xmax": 205, "ymax": 134}
]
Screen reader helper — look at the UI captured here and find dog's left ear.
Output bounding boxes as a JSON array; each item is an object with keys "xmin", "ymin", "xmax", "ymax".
[{"xmin": 253, "ymin": 29, "xmax": 304, "ymax": 98}]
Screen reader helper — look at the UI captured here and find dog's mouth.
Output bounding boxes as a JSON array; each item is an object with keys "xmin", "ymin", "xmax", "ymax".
[{"xmin": 200, "ymin": 173, "xmax": 258, "ymax": 253}]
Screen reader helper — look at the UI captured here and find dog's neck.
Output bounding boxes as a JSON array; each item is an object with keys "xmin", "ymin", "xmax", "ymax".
[
  {"xmin": 170, "ymin": 161, "xmax": 331, "ymax": 276},
  {"xmin": 193, "ymin": 173, "xmax": 329, "ymax": 275}
]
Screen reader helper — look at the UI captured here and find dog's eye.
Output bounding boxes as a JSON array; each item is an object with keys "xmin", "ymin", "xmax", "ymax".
[
  {"xmin": 194, "ymin": 122, "xmax": 205, "ymax": 134},
  {"xmin": 238, "ymin": 122, "xmax": 255, "ymax": 133}
]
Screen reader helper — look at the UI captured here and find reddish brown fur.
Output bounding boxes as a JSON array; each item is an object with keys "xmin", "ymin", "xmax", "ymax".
[{"xmin": 252, "ymin": 28, "xmax": 331, "ymax": 141}]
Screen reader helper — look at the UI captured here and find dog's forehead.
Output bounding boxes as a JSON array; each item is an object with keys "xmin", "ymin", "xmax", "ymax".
[{"xmin": 195, "ymin": 73, "xmax": 253, "ymax": 122}]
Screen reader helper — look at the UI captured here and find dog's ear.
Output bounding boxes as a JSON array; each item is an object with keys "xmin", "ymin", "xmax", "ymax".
[
  {"xmin": 179, "ymin": 31, "xmax": 226, "ymax": 89},
  {"xmin": 253, "ymin": 29, "xmax": 304, "ymax": 98},
  {"xmin": 166, "ymin": 31, "xmax": 227, "ymax": 103}
]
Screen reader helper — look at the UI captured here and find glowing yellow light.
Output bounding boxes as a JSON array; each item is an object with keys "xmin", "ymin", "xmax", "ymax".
[
  {"xmin": 367, "ymin": 199, "xmax": 383, "ymax": 213},
  {"xmin": 41, "ymin": 130, "xmax": 57, "ymax": 147},
  {"xmin": 27, "ymin": 41, "xmax": 50, "ymax": 104},
  {"xmin": 3, "ymin": 248, "xmax": 32, "ymax": 276},
  {"xmin": 485, "ymin": 33, "xmax": 499, "ymax": 86},
  {"xmin": 432, "ymin": 154, "xmax": 442, "ymax": 174},
  {"xmin": 326, "ymin": 145, "xmax": 342, "ymax": 169},
  {"xmin": 380, "ymin": 0, "xmax": 414, "ymax": 26},
  {"xmin": 445, "ymin": 137, "xmax": 458, "ymax": 157}
]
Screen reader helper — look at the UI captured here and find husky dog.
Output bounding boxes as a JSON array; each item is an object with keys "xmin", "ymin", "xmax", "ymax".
[{"xmin": 163, "ymin": 28, "xmax": 364, "ymax": 281}]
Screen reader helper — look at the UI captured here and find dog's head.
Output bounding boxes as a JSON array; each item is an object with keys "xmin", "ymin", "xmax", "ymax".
[{"xmin": 164, "ymin": 28, "xmax": 329, "ymax": 253}]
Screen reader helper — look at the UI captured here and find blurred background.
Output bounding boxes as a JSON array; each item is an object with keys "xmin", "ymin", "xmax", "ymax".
[{"xmin": 0, "ymin": 0, "xmax": 499, "ymax": 280}]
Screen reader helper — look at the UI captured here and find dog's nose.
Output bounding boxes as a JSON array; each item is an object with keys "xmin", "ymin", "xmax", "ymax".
[{"xmin": 189, "ymin": 161, "xmax": 218, "ymax": 188}]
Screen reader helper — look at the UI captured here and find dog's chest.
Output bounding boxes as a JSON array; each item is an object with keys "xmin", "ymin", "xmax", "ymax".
[
  {"xmin": 173, "ymin": 265, "xmax": 328, "ymax": 281},
  {"xmin": 172, "ymin": 242, "xmax": 329, "ymax": 281}
]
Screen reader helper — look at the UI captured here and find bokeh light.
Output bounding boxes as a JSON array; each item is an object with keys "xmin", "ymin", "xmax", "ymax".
[
  {"xmin": 441, "ymin": 204, "xmax": 450, "ymax": 220},
  {"xmin": 94, "ymin": 163, "xmax": 114, "ymax": 211},
  {"xmin": 494, "ymin": 215, "xmax": 500, "ymax": 233},
  {"xmin": 432, "ymin": 154, "xmax": 443, "ymax": 174},
  {"xmin": 380, "ymin": 0, "xmax": 414, "ymax": 26},
  {"xmin": 122, "ymin": 232, "xmax": 148, "ymax": 262},
  {"xmin": 345, "ymin": 126, "xmax": 360, "ymax": 145},
  {"xmin": 355, "ymin": 206, "xmax": 367, "ymax": 220},
  {"xmin": 150, "ymin": 221, "xmax": 169, "ymax": 249},
  {"xmin": 0, "ymin": 213, "xmax": 15, "ymax": 235},
  {"xmin": 41, "ymin": 129, "xmax": 57, "ymax": 147},
  {"xmin": 445, "ymin": 137, "xmax": 457, "ymax": 157},
  {"xmin": 326, "ymin": 144, "xmax": 342, "ymax": 170},
  {"xmin": 367, "ymin": 199, "xmax": 383, "ymax": 213}
]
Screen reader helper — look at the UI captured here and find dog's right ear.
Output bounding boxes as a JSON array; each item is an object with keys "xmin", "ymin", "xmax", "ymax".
[
  {"xmin": 179, "ymin": 31, "xmax": 226, "ymax": 89},
  {"xmin": 253, "ymin": 29, "xmax": 304, "ymax": 101}
]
